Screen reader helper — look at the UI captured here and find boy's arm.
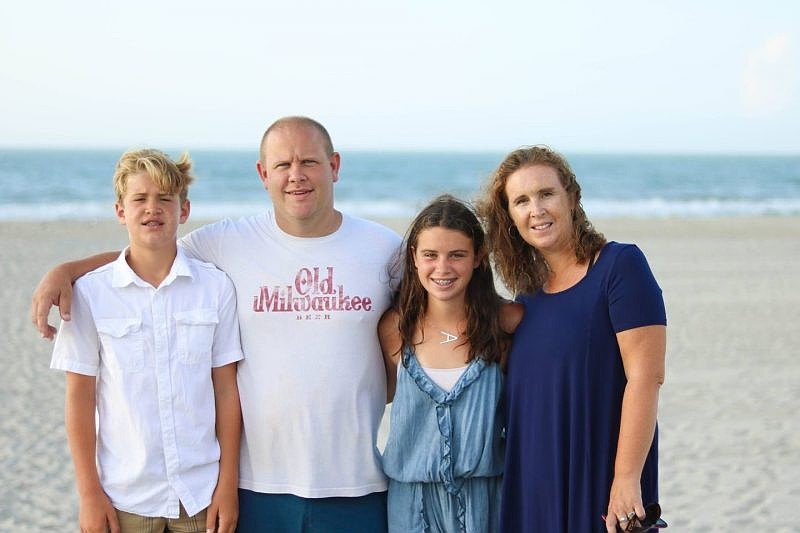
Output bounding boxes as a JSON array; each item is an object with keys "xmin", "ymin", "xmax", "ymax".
[
  {"xmin": 31, "ymin": 252, "xmax": 119, "ymax": 340},
  {"xmin": 206, "ymin": 363, "xmax": 241, "ymax": 533},
  {"xmin": 65, "ymin": 372, "xmax": 120, "ymax": 533}
]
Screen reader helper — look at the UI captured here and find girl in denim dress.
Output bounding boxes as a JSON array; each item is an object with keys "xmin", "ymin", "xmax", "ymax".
[{"xmin": 378, "ymin": 195, "xmax": 523, "ymax": 532}]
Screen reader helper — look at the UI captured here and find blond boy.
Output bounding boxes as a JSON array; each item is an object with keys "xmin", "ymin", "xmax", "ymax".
[{"xmin": 50, "ymin": 149, "xmax": 243, "ymax": 533}]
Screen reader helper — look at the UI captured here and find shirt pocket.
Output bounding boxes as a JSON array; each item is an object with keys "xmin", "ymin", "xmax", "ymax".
[
  {"xmin": 173, "ymin": 309, "xmax": 218, "ymax": 365},
  {"xmin": 95, "ymin": 318, "xmax": 144, "ymax": 372}
]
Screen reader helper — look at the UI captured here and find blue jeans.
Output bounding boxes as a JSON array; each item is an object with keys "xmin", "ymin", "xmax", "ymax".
[{"xmin": 236, "ymin": 489, "xmax": 387, "ymax": 533}]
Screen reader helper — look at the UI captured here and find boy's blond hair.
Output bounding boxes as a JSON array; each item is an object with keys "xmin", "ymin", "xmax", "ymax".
[{"xmin": 113, "ymin": 149, "xmax": 195, "ymax": 203}]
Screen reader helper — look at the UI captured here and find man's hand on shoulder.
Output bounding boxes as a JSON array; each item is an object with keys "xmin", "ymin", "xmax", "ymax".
[
  {"xmin": 30, "ymin": 263, "xmax": 74, "ymax": 340},
  {"xmin": 30, "ymin": 251, "xmax": 120, "ymax": 340}
]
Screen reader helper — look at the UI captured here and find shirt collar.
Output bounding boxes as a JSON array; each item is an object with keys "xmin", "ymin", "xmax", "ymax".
[{"xmin": 112, "ymin": 247, "xmax": 195, "ymax": 289}]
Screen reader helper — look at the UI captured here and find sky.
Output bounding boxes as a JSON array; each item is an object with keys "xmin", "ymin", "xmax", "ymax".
[{"xmin": 1, "ymin": 0, "xmax": 798, "ymax": 154}]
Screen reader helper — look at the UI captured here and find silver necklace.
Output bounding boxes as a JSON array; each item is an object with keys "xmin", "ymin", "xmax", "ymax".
[{"xmin": 440, "ymin": 330, "xmax": 459, "ymax": 344}]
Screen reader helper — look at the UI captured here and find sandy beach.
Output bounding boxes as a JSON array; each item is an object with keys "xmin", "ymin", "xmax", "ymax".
[{"xmin": 1, "ymin": 216, "xmax": 798, "ymax": 531}]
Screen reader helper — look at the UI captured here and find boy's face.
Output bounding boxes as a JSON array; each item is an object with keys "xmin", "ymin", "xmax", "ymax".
[{"xmin": 115, "ymin": 171, "xmax": 190, "ymax": 252}]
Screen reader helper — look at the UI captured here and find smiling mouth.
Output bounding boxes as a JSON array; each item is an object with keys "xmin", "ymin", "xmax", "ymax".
[
  {"xmin": 532, "ymin": 222, "xmax": 552, "ymax": 231},
  {"xmin": 142, "ymin": 220, "xmax": 163, "ymax": 227},
  {"xmin": 286, "ymin": 189, "xmax": 312, "ymax": 196},
  {"xmin": 432, "ymin": 279, "xmax": 455, "ymax": 287}
]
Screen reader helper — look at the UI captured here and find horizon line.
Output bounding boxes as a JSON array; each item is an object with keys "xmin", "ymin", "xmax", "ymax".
[{"xmin": 0, "ymin": 145, "xmax": 798, "ymax": 158}]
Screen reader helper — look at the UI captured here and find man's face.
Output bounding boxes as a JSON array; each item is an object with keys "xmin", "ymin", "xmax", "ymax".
[{"xmin": 257, "ymin": 123, "xmax": 340, "ymax": 236}]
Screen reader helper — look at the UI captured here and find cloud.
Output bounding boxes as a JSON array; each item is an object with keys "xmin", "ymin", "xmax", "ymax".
[{"xmin": 742, "ymin": 33, "xmax": 797, "ymax": 116}]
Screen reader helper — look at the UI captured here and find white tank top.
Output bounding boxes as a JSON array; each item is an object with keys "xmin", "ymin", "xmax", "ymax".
[{"xmin": 421, "ymin": 364, "xmax": 469, "ymax": 392}]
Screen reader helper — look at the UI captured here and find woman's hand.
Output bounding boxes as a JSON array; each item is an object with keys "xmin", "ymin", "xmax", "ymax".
[{"xmin": 604, "ymin": 474, "xmax": 644, "ymax": 532}]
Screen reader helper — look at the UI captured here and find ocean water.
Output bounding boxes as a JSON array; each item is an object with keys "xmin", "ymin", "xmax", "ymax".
[{"xmin": 1, "ymin": 149, "xmax": 798, "ymax": 220}]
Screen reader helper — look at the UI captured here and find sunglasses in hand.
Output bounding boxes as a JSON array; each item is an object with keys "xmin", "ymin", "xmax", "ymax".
[{"xmin": 601, "ymin": 502, "xmax": 668, "ymax": 532}]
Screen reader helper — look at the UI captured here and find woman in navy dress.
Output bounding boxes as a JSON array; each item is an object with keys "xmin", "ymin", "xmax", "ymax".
[{"xmin": 477, "ymin": 146, "xmax": 667, "ymax": 532}]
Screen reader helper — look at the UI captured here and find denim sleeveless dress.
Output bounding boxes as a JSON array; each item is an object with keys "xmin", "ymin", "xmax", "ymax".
[{"xmin": 382, "ymin": 347, "xmax": 504, "ymax": 532}]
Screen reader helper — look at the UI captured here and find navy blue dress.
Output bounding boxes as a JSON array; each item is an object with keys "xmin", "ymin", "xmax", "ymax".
[{"xmin": 501, "ymin": 242, "xmax": 667, "ymax": 532}]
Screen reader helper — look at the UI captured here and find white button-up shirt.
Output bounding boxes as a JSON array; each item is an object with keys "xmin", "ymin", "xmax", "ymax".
[{"xmin": 51, "ymin": 248, "xmax": 243, "ymax": 518}]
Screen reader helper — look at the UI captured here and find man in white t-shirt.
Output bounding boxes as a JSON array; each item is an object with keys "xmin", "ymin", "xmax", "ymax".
[{"xmin": 32, "ymin": 117, "xmax": 401, "ymax": 532}]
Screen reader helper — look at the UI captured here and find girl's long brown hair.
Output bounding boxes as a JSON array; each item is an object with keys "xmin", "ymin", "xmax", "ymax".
[{"xmin": 391, "ymin": 194, "xmax": 508, "ymax": 365}]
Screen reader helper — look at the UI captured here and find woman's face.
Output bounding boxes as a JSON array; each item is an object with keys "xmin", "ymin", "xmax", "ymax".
[
  {"xmin": 413, "ymin": 226, "xmax": 480, "ymax": 305},
  {"xmin": 504, "ymin": 164, "xmax": 575, "ymax": 257}
]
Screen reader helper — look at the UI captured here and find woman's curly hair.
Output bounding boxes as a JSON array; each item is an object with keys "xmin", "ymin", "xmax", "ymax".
[{"xmin": 476, "ymin": 145, "xmax": 606, "ymax": 295}]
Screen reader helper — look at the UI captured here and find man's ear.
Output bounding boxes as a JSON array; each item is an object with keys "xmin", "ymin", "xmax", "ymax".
[
  {"xmin": 256, "ymin": 160, "xmax": 269, "ymax": 190},
  {"xmin": 329, "ymin": 151, "xmax": 341, "ymax": 183}
]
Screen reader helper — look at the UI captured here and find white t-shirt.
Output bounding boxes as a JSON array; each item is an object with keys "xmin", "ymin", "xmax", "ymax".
[
  {"xmin": 50, "ymin": 248, "xmax": 244, "ymax": 518},
  {"xmin": 180, "ymin": 211, "xmax": 401, "ymax": 497}
]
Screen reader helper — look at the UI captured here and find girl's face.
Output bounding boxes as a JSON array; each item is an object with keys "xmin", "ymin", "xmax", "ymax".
[
  {"xmin": 413, "ymin": 226, "xmax": 480, "ymax": 304},
  {"xmin": 504, "ymin": 164, "xmax": 575, "ymax": 257}
]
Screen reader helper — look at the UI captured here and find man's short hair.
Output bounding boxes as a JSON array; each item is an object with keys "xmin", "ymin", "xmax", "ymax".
[
  {"xmin": 113, "ymin": 149, "xmax": 194, "ymax": 203},
  {"xmin": 259, "ymin": 116, "xmax": 335, "ymax": 161}
]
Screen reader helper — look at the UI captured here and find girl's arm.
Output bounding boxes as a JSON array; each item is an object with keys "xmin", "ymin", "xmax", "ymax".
[
  {"xmin": 499, "ymin": 301, "xmax": 524, "ymax": 334},
  {"xmin": 378, "ymin": 309, "xmax": 402, "ymax": 403},
  {"xmin": 605, "ymin": 324, "xmax": 666, "ymax": 533}
]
